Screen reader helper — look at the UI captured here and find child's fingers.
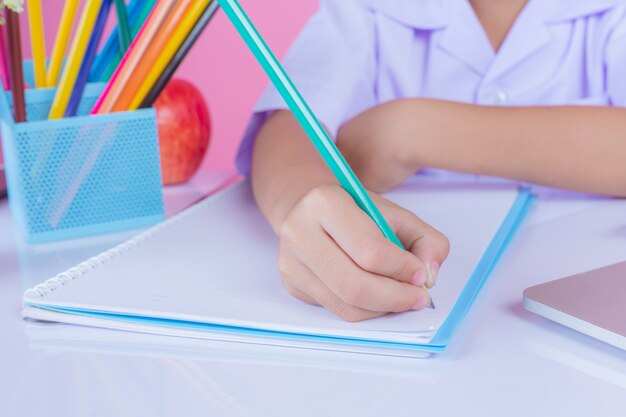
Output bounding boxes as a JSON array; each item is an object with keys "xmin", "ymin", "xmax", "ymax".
[
  {"xmin": 409, "ymin": 235, "xmax": 449, "ymax": 288},
  {"xmin": 315, "ymin": 188, "xmax": 426, "ymax": 285},
  {"xmin": 386, "ymin": 205, "xmax": 450, "ymax": 288},
  {"xmin": 300, "ymin": 227, "xmax": 431, "ymax": 313},
  {"xmin": 279, "ymin": 256, "xmax": 385, "ymax": 322},
  {"xmin": 278, "ymin": 184, "xmax": 435, "ymax": 320}
]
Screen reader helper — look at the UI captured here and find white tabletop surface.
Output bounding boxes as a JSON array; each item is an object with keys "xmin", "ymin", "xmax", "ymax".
[{"xmin": 1, "ymin": 172, "xmax": 625, "ymax": 417}]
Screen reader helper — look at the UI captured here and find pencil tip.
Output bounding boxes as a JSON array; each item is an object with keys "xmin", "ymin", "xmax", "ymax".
[{"xmin": 426, "ymin": 297, "xmax": 435, "ymax": 309}]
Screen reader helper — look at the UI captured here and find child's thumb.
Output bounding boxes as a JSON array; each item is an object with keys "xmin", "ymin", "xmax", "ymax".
[{"xmin": 408, "ymin": 229, "xmax": 450, "ymax": 288}]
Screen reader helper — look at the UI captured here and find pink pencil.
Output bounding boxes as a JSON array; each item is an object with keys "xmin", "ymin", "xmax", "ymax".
[
  {"xmin": 0, "ymin": 25, "xmax": 11, "ymax": 90},
  {"xmin": 91, "ymin": 16, "xmax": 149, "ymax": 114}
]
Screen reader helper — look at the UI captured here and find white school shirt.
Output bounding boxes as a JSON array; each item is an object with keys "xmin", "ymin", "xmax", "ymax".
[{"xmin": 236, "ymin": 0, "xmax": 626, "ymax": 175}]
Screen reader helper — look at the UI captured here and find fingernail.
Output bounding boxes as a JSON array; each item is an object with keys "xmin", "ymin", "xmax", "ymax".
[
  {"xmin": 411, "ymin": 269, "xmax": 427, "ymax": 286},
  {"xmin": 425, "ymin": 262, "xmax": 440, "ymax": 288}
]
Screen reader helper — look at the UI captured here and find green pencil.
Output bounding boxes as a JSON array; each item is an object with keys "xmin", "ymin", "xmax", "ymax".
[
  {"xmin": 218, "ymin": 0, "xmax": 403, "ymax": 245},
  {"xmin": 113, "ymin": 0, "xmax": 131, "ymax": 51},
  {"xmin": 101, "ymin": 0, "xmax": 156, "ymax": 81}
]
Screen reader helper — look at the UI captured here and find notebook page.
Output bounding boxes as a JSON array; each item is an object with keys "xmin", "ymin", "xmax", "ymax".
[{"xmin": 25, "ymin": 180, "xmax": 519, "ymax": 344}]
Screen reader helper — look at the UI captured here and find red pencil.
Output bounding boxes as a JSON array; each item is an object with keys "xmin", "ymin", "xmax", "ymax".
[{"xmin": 6, "ymin": 10, "xmax": 26, "ymax": 122}]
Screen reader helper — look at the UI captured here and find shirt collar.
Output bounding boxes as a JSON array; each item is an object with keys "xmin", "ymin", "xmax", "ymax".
[
  {"xmin": 368, "ymin": 0, "xmax": 450, "ymax": 30},
  {"xmin": 369, "ymin": 0, "xmax": 626, "ymax": 82},
  {"xmin": 543, "ymin": 0, "xmax": 626, "ymax": 23},
  {"xmin": 369, "ymin": 0, "xmax": 626, "ymax": 29}
]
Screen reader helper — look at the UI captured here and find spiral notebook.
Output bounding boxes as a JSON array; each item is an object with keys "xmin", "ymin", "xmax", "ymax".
[{"xmin": 22, "ymin": 178, "xmax": 532, "ymax": 357}]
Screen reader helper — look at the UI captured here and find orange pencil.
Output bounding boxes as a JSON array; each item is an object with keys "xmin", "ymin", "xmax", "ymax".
[
  {"xmin": 111, "ymin": 0, "xmax": 193, "ymax": 112},
  {"xmin": 96, "ymin": 0, "xmax": 177, "ymax": 114}
]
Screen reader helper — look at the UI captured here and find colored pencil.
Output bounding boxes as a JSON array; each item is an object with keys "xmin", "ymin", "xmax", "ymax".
[
  {"xmin": 113, "ymin": 0, "xmax": 155, "ymax": 58},
  {"xmin": 217, "ymin": 0, "xmax": 406, "ymax": 250},
  {"xmin": 90, "ymin": 20, "xmax": 149, "ymax": 114},
  {"xmin": 118, "ymin": 0, "xmax": 207, "ymax": 112},
  {"xmin": 94, "ymin": 0, "xmax": 176, "ymax": 114},
  {"xmin": 6, "ymin": 10, "xmax": 26, "ymax": 122},
  {"xmin": 140, "ymin": 1, "xmax": 219, "ymax": 108},
  {"xmin": 114, "ymin": 0, "xmax": 132, "ymax": 51},
  {"xmin": 0, "ymin": 24, "xmax": 11, "ymax": 90},
  {"xmin": 66, "ymin": 0, "xmax": 113, "ymax": 117},
  {"xmin": 27, "ymin": 0, "xmax": 47, "ymax": 88},
  {"xmin": 46, "ymin": 0, "xmax": 80, "ymax": 87},
  {"xmin": 49, "ymin": 0, "xmax": 104, "ymax": 119},
  {"xmin": 89, "ymin": 0, "xmax": 157, "ymax": 82}
]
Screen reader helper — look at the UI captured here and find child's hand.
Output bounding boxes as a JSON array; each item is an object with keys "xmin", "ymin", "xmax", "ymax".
[{"xmin": 277, "ymin": 184, "xmax": 449, "ymax": 322}]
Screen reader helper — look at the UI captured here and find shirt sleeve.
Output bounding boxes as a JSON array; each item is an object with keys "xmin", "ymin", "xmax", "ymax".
[
  {"xmin": 235, "ymin": 0, "xmax": 378, "ymax": 176},
  {"xmin": 606, "ymin": 6, "xmax": 626, "ymax": 107}
]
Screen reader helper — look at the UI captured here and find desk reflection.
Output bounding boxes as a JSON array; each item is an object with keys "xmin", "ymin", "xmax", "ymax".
[{"xmin": 18, "ymin": 321, "xmax": 445, "ymax": 417}]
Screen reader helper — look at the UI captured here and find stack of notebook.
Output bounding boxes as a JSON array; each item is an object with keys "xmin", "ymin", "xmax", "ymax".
[{"xmin": 22, "ymin": 177, "xmax": 532, "ymax": 357}]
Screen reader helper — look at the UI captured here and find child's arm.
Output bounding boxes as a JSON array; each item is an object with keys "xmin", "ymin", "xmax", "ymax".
[
  {"xmin": 251, "ymin": 110, "xmax": 449, "ymax": 322},
  {"xmin": 337, "ymin": 99, "xmax": 626, "ymax": 196}
]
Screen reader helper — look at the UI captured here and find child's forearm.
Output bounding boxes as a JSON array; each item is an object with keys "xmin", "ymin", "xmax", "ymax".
[
  {"xmin": 339, "ymin": 99, "xmax": 626, "ymax": 196},
  {"xmin": 416, "ymin": 100, "xmax": 626, "ymax": 196},
  {"xmin": 251, "ymin": 110, "xmax": 337, "ymax": 232}
]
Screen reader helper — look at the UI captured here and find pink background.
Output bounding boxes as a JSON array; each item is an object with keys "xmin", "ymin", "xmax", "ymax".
[{"xmin": 3, "ymin": 0, "xmax": 318, "ymax": 171}]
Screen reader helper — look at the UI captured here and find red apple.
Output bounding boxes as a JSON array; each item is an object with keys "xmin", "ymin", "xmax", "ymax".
[{"xmin": 154, "ymin": 79, "xmax": 211, "ymax": 185}]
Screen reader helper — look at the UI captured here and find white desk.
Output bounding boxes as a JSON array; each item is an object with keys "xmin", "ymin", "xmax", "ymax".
[{"xmin": 1, "ymin": 174, "xmax": 625, "ymax": 417}]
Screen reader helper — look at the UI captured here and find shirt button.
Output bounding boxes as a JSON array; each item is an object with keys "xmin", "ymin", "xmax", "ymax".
[{"xmin": 492, "ymin": 89, "xmax": 508, "ymax": 106}]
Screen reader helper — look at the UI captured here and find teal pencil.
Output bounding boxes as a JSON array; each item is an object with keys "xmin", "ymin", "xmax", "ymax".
[
  {"xmin": 217, "ymin": 0, "xmax": 402, "ymax": 245},
  {"xmin": 216, "ymin": 0, "xmax": 439, "ymax": 309}
]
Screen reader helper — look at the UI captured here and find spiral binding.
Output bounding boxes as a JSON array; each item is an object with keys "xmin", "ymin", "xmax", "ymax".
[{"xmin": 24, "ymin": 175, "xmax": 242, "ymax": 299}]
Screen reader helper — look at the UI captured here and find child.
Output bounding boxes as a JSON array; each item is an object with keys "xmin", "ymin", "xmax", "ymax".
[{"xmin": 236, "ymin": 0, "xmax": 626, "ymax": 322}]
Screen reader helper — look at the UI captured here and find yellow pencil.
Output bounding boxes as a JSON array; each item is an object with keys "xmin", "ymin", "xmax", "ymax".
[
  {"xmin": 128, "ymin": 0, "xmax": 210, "ymax": 110},
  {"xmin": 46, "ymin": 0, "xmax": 80, "ymax": 87},
  {"xmin": 27, "ymin": 0, "xmax": 47, "ymax": 88},
  {"xmin": 49, "ymin": 0, "xmax": 104, "ymax": 119}
]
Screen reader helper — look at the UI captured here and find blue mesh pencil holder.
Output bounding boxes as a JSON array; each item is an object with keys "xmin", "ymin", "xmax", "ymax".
[{"xmin": 0, "ymin": 77, "xmax": 164, "ymax": 244}]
